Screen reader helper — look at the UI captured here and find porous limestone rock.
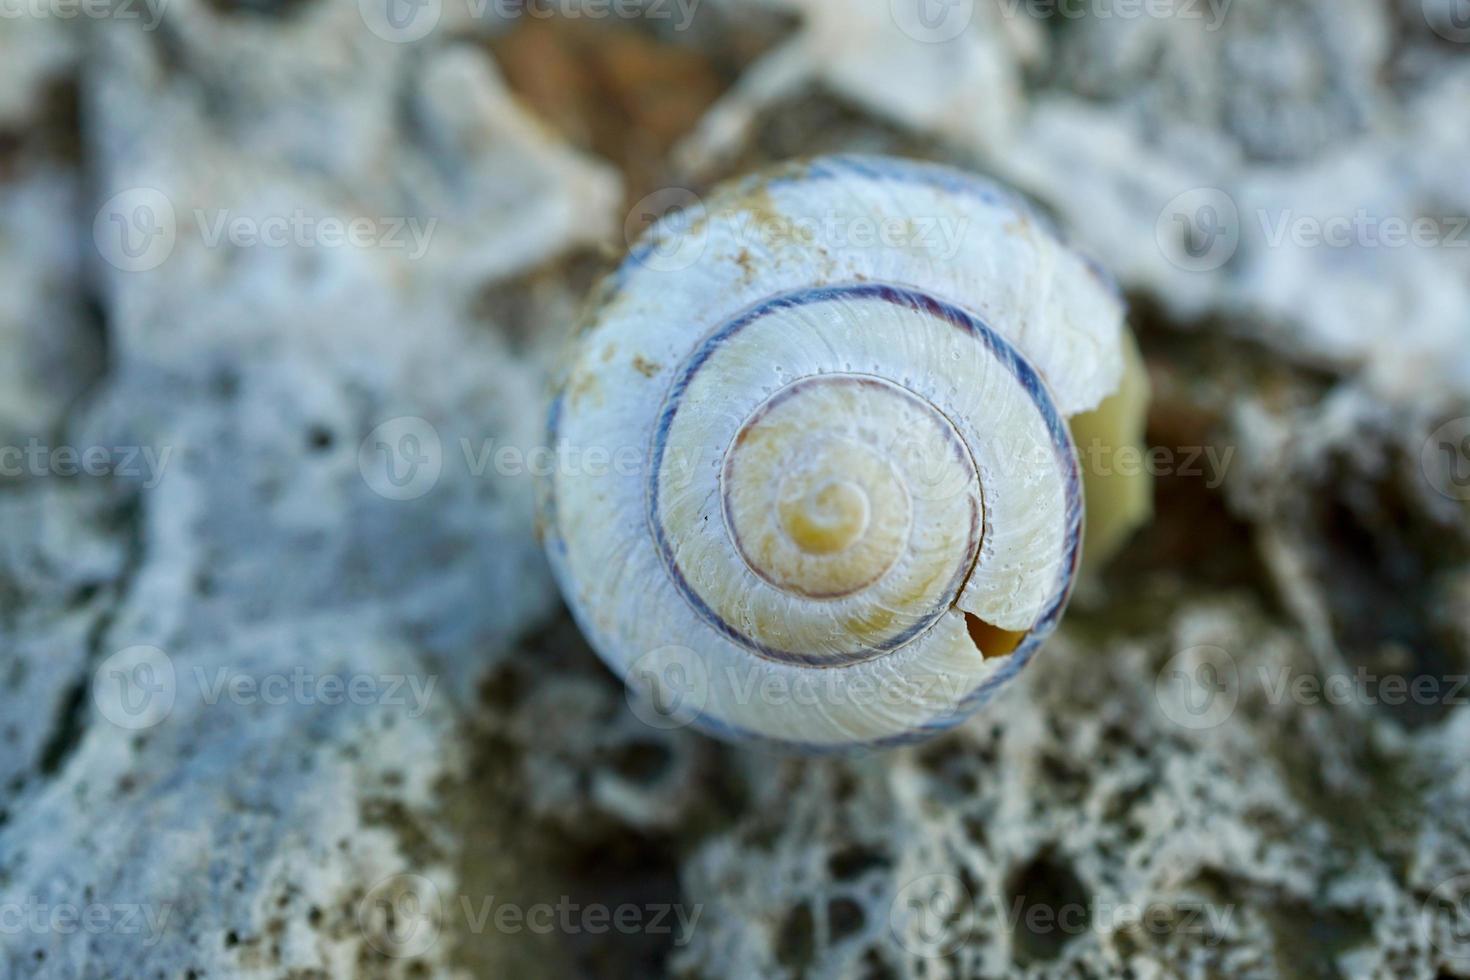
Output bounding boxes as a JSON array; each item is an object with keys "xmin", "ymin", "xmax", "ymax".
[{"xmin": 1, "ymin": 1, "xmax": 1467, "ymax": 978}]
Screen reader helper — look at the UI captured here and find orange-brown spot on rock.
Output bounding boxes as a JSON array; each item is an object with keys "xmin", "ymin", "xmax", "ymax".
[{"xmin": 488, "ymin": 18, "xmax": 764, "ymax": 202}]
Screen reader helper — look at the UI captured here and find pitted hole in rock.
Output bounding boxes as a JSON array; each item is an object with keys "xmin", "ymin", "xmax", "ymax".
[
  {"xmin": 609, "ymin": 741, "xmax": 673, "ymax": 786},
  {"xmin": 1006, "ymin": 853, "xmax": 1091, "ymax": 966},
  {"xmin": 305, "ymin": 425, "xmax": 335, "ymax": 452},
  {"xmin": 776, "ymin": 902, "xmax": 815, "ymax": 972},
  {"xmin": 202, "ymin": 0, "xmax": 317, "ymax": 18},
  {"xmin": 828, "ymin": 844, "xmax": 891, "ymax": 881},
  {"xmin": 964, "ymin": 613, "xmax": 1027, "ymax": 660},
  {"xmin": 828, "ymin": 897, "xmax": 865, "ymax": 942},
  {"xmin": 1315, "ymin": 490, "xmax": 1466, "ymax": 731},
  {"xmin": 860, "ymin": 947, "xmax": 899, "ymax": 980}
]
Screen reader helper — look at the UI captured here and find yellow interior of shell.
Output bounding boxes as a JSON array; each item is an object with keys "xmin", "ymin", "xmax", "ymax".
[{"xmin": 1069, "ymin": 329, "xmax": 1154, "ymax": 572}]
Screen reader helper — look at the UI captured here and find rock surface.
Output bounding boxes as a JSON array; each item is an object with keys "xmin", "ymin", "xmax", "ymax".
[{"xmin": 0, "ymin": 1, "xmax": 1466, "ymax": 978}]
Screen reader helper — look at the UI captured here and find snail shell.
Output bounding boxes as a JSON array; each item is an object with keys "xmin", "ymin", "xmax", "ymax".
[{"xmin": 543, "ymin": 155, "xmax": 1140, "ymax": 750}]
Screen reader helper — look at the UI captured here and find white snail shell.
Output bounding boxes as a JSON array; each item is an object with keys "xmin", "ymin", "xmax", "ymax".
[{"xmin": 543, "ymin": 156, "xmax": 1138, "ymax": 750}]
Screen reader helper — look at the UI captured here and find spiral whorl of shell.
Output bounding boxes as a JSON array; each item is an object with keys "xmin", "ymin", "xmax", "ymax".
[{"xmin": 544, "ymin": 156, "xmax": 1128, "ymax": 749}]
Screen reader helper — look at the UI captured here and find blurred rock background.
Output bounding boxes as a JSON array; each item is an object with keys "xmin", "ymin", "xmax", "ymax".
[{"xmin": 0, "ymin": 0, "xmax": 1467, "ymax": 977}]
